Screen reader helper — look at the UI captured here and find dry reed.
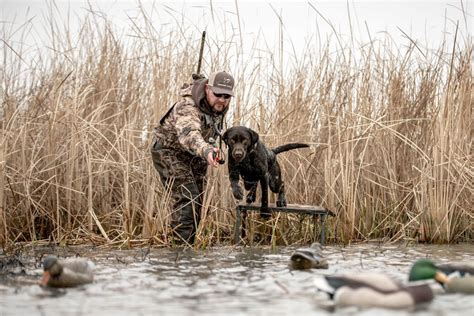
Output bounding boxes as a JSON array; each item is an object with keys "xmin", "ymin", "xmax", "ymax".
[{"xmin": 1, "ymin": 5, "xmax": 472, "ymax": 249}]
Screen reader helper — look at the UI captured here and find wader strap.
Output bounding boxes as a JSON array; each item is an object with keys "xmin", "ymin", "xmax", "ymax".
[
  {"xmin": 161, "ymin": 96, "xmax": 195, "ymax": 125},
  {"xmin": 159, "ymin": 102, "xmax": 177, "ymax": 125}
]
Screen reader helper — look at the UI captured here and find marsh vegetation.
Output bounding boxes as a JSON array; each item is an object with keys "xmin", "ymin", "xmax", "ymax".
[{"xmin": 1, "ymin": 3, "xmax": 472, "ymax": 248}]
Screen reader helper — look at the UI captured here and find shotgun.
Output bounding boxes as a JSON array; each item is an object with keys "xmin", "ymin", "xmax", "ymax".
[{"xmin": 192, "ymin": 31, "xmax": 206, "ymax": 80}]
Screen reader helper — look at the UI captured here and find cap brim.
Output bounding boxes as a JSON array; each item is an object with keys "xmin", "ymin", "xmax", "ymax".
[{"xmin": 210, "ymin": 86, "xmax": 234, "ymax": 96}]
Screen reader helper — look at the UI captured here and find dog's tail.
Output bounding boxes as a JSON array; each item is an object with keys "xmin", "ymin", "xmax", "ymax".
[{"xmin": 272, "ymin": 143, "xmax": 309, "ymax": 155}]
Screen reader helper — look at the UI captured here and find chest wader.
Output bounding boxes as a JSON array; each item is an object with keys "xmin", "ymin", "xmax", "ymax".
[
  {"xmin": 151, "ymin": 106, "xmax": 222, "ymax": 245},
  {"xmin": 151, "ymin": 143, "xmax": 207, "ymax": 244}
]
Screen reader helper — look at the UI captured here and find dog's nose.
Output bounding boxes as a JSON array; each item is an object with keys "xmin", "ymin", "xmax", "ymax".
[{"xmin": 233, "ymin": 150, "xmax": 244, "ymax": 159}]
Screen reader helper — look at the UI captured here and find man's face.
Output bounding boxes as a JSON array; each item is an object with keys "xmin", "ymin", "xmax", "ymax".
[{"xmin": 205, "ymin": 85, "xmax": 232, "ymax": 113}]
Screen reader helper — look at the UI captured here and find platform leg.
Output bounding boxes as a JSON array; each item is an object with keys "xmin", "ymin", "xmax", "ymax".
[
  {"xmin": 234, "ymin": 206, "xmax": 242, "ymax": 244},
  {"xmin": 313, "ymin": 215, "xmax": 318, "ymax": 243},
  {"xmin": 320, "ymin": 214, "xmax": 326, "ymax": 244}
]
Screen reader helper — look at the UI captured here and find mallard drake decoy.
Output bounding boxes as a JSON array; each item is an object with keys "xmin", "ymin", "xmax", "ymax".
[
  {"xmin": 409, "ymin": 259, "xmax": 474, "ymax": 294},
  {"xmin": 314, "ymin": 273, "xmax": 434, "ymax": 309},
  {"xmin": 289, "ymin": 243, "xmax": 328, "ymax": 270},
  {"xmin": 40, "ymin": 255, "xmax": 95, "ymax": 288}
]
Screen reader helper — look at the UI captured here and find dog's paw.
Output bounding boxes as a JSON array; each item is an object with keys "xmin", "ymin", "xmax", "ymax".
[
  {"xmin": 277, "ymin": 199, "xmax": 287, "ymax": 207},
  {"xmin": 232, "ymin": 186, "xmax": 244, "ymax": 200}
]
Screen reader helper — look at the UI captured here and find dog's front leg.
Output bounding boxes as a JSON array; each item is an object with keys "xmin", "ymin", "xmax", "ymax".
[
  {"xmin": 229, "ymin": 168, "xmax": 244, "ymax": 200},
  {"xmin": 259, "ymin": 174, "xmax": 271, "ymax": 218},
  {"xmin": 244, "ymin": 181, "xmax": 257, "ymax": 204},
  {"xmin": 277, "ymin": 182, "xmax": 287, "ymax": 207}
]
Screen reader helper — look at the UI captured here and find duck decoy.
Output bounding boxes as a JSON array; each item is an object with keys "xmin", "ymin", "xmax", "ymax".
[
  {"xmin": 436, "ymin": 262, "xmax": 474, "ymax": 276},
  {"xmin": 289, "ymin": 243, "xmax": 328, "ymax": 270},
  {"xmin": 40, "ymin": 255, "xmax": 95, "ymax": 288},
  {"xmin": 314, "ymin": 273, "xmax": 434, "ymax": 309},
  {"xmin": 409, "ymin": 259, "xmax": 474, "ymax": 294}
]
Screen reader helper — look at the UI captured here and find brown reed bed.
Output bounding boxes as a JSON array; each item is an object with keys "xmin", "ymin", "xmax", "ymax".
[{"xmin": 1, "ymin": 6, "xmax": 472, "ymax": 250}]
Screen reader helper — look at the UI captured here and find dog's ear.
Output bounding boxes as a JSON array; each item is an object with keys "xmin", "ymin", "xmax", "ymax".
[
  {"xmin": 222, "ymin": 130, "xmax": 229, "ymax": 145},
  {"xmin": 248, "ymin": 128, "xmax": 259, "ymax": 145}
]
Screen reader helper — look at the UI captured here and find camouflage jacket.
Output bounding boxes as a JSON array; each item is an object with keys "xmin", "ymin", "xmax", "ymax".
[{"xmin": 153, "ymin": 78, "xmax": 226, "ymax": 160}]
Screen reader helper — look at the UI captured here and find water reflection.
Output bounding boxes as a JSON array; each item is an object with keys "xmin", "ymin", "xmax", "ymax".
[{"xmin": 1, "ymin": 243, "xmax": 473, "ymax": 315}]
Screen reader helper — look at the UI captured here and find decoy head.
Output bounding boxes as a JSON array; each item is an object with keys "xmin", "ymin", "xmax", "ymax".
[
  {"xmin": 310, "ymin": 242, "xmax": 323, "ymax": 250},
  {"xmin": 41, "ymin": 255, "xmax": 63, "ymax": 286},
  {"xmin": 409, "ymin": 259, "xmax": 448, "ymax": 284}
]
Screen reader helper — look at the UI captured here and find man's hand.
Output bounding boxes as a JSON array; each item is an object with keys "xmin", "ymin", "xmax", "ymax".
[{"xmin": 206, "ymin": 147, "xmax": 220, "ymax": 168}]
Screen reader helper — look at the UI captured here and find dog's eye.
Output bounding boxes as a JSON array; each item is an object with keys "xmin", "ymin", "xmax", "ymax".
[
  {"xmin": 242, "ymin": 140, "xmax": 248, "ymax": 146},
  {"xmin": 229, "ymin": 139, "xmax": 235, "ymax": 145}
]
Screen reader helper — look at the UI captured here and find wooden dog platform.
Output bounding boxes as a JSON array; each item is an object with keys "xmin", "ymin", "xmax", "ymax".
[{"xmin": 234, "ymin": 203, "xmax": 335, "ymax": 245}]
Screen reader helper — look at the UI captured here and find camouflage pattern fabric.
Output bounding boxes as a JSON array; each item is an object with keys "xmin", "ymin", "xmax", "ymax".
[
  {"xmin": 153, "ymin": 81, "xmax": 223, "ymax": 159},
  {"xmin": 150, "ymin": 145, "xmax": 207, "ymax": 243},
  {"xmin": 151, "ymin": 78, "xmax": 226, "ymax": 244}
]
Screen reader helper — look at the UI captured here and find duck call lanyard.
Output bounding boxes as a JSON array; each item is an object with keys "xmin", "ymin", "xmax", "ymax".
[{"xmin": 204, "ymin": 113, "xmax": 225, "ymax": 164}]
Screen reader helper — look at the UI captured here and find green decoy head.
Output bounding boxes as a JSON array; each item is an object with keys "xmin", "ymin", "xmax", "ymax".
[{"xmin": 409, "ymin": 259, "xmax": 449, "ymax": 284}]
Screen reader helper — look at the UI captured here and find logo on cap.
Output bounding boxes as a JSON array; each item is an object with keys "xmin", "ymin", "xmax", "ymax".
[{"xmin": 209, "ymin": 71, "xmax": 235, "ymax": 96}]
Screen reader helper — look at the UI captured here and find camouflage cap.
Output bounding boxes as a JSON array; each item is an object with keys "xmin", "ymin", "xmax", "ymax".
[{"xmin": 208, "ymin": 71, "xmax": 235, "ymax": 96}]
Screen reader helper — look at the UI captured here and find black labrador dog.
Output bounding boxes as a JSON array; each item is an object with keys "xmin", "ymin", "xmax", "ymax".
[{"xmin": 222, "ymin": 126, "xmax": 309, "ymax": 218}]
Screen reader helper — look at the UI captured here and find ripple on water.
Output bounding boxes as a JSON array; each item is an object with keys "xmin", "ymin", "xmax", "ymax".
[{"xmin": 1, "ymin": 243, "xmax": 473, "ymax": 315}]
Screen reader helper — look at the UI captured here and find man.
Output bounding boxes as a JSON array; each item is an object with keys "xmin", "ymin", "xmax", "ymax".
[{"xmin": 151, "ymin": 71, "xmax": 235, "ymax": 245}]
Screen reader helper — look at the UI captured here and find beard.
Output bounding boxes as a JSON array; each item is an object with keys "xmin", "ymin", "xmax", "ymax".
[{"xmin": 212, "ymin": 103, "xmax": 227, "ymax": 114}]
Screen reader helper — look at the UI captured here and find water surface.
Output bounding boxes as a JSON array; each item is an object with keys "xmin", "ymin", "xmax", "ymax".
[{"xmin": 1, "ymin": 243, "xmax": 473, "ymax": 315}]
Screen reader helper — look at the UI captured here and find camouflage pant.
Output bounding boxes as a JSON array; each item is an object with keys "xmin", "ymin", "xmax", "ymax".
[{"xmin": 150, "ymin": 140, "xmax": 208, "ymax": 244}]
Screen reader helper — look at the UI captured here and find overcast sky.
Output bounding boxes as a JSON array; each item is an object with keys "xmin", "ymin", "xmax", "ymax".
[{"xmin": 2, "ymin": 1, "xmax": 472, "ymax": 69}]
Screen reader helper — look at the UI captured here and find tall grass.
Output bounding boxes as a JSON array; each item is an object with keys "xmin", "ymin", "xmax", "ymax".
[{"xmin": 1, "ymin": 5, "xmax": 472, "ymax": 248}]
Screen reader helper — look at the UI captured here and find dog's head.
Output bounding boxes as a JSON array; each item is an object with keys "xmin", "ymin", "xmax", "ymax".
[{"xmin": 222, "ymin": 126, "xmax": 259, "ymax": 162}]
